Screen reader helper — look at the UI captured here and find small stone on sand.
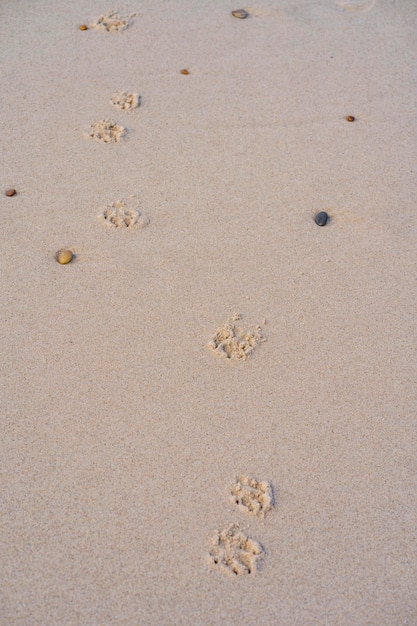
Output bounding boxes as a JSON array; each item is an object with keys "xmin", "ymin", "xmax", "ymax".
[
  {"xmin": 56, "ymin": 249, "xmax": 73, "ymax": 265},
  {"xmin": 315, "ymin": 211, "xmax": 329, "ymax": 226},
  {"xmin": 231, "ymin": 9, "xmax": 249, "ymax": 19}
]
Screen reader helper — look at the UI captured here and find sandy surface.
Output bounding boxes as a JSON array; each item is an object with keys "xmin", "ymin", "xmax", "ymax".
[{"xmin": 1, "ymin": 1, "xmax": 416, "ymax": 624}]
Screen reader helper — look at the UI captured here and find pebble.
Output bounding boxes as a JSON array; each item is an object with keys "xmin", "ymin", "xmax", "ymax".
[
  {"xmin": 79, "ymin": 24, "xmax": 88, "ymax": 30},
  {"xmin": 346, "ymin": 115, "xmax": 355, "ymax": 122},
  {"xmin": 315, "ymin": 211, "xmax": 329, "ymax": 227},
  {"xmin": 180, "ymin": 69, "xmax": 190, "ymax": 75},
  {"xmin": 5, "ymin": 188, "xmax": 16, "ymax": 197},
  {"xmin": 56, "ymin": 249, "xmax": 73, "ymax": 265},
  {"xmin": 231, "ymin": 9, "xmax": 248, "ymax": 19}
]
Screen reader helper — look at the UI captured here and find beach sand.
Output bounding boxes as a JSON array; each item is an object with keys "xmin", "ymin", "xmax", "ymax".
[{"xmin": 1, "ymin": 1, "xmax": 416, "ymax": 624}]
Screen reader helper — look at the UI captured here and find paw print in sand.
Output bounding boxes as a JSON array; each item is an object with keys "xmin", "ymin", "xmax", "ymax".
[
  {"xmin": 91, "ymin": 10, "xmax": 137, "ymax": 32},
  {"xmin": 231, "ymin": 475, "xmax": 274, "ymax": 518},
  {"xmin": 100, "ymin": 201, "xmax": 150, "ymax": 229},
  {"xmin": 209, "ymin": 523, "xmax": 263, "ymax": 576},
  {"xmin": 111, "ymin": 91, "xmax": 140, "ymax": 112},
  {"xmin": 87, "ymin": 119, "xmax": 127, "ymax": 143},
  {"xmin": 208, "ymin": 313, "xmax": 265, "ymax": 361}
]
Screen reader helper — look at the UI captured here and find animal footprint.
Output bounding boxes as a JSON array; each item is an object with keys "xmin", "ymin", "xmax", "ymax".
[
  {"xmin": 209, "ymin": 523, "xmax": 263, "ymax": 576},
  {"xmin": 100, "ymin": 201, "xmax": 149, "ymax": 229},
  {"xmin": 111, "ymin": 91, "xmax": 140, "ymax": 112},
  {"xmin": 87, "ymin": 119, "xmax": 127, "ymax": 143},
  {"xmin": 334, "ymin": 0, "xmax": 377, "ymax": 11},
  {"xmin": 231, "ymin": 476, "xmax": 274, "ymax": 518},
  {"xmin": 91, "ymin": 10, "xmax": 138, "ymax": 32},
  {"xmin": 208, "ymin": 313, "xmax": 265, "ymax": 360}
]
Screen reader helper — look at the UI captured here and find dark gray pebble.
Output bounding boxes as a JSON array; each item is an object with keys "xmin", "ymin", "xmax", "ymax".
[{"xmin": 315, "ymin": 211, "xmax": 329, "ymax": 227}]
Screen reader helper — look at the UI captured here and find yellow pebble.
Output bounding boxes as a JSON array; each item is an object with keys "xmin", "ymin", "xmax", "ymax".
[
  {"xmin": 231, "ymin": 9, "xmax": 248, "ymax": 19},
  {"xmin": 79, "ymin": 24, "xmax": 88, "ymax": 31},
  {"xmin": 56, "ymin": 249, "xmax": 73, "ymax": 265}
]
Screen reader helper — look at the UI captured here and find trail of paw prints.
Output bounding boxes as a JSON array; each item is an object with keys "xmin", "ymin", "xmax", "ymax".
[
  {"xmin": 208, "ymin": 476, "xmax": 274, "ymax": 577},
  {"xmin": 80, "ymin": 17, "xmax": 140, "ymax": 140},
  {"xmin": 209, "ymin": 523, "xmax": 264, "ymax": 577},
  {"xmin": 84, "ymin": 91, "xmax": 140, "ymax": 144},
  {"xmin": 208, "ymin": 313, "xmax": 266, "ymax": 361},
  {"xmin": 100, "ymin": 200, "xmax": 150, "ymax": 229},
  {"xmin": 85, "ymin": 91, "xmax": 141, "ymax": 143},
  {"xmin": 231, "ymin": 475, "xmax": 274, "ymax": 518}
]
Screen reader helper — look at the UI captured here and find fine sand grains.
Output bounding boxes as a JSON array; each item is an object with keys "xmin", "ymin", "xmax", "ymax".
[
  {"xmin": 231, "ymin": 476, "xmax": 274, "ymax": 518},
  {"xmin": 110, "ymin": 91, "xmax": 140, "ymax": 112},
  {"xmin": 100, "ymin": 200, "xmax": 150, "ymax": 229},
  {"xmin": 208, "ymin": 313, "xmax": 265, "ymax": 360},
  {"xmin": 91, "ymin": 10, "xmax": 137, "ymax": 32},
  {"xmin": 209, "ymin": 523, "xmax": 264, "ymax": 576},
  {"xmin": 87, "ymin": 119, "xmax": 127, "ymax": 143}
]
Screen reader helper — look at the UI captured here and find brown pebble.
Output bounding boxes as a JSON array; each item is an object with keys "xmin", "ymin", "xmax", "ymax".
[
  {"xmin": 56, "ymin": 249, "xmax": 73, "ymax": 265},
  {"xmin": 5, "ymin": 188, "xmax": 16, "ymax": 197},
  {"xmin": 231, "ymin": 9, "xmax": 249, "ymax": 19},
  {"xmin": 180, "ymin": 69, "xmax": 190, "ymax": 75},
  {"xmin": 79, "ymin": 24, "xmax": 88, "ymax": 31},
  {"xmin": 346, "ymin": 115, "xmax": 355, "ymax": 122}
]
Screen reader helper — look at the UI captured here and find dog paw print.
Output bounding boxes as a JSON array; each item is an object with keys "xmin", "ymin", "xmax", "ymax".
[
  {"xmin": 209, "ymin": 523, "xmax": 263, "ymax": 576},
  {"xmin": 91, "ymin": 10, "xmax": 138, "ymax": 32},
  {"xmin": 100, "ymin": 201, "xmax": 150, "ymax": 229},
  {"xmin": 334, "ymin": 0, "xmax": 377, "ymax": 12},
  {"xmin": 111, "ymin": 91, "xmax": 140, "ymax": 112},
  {"xmin": 87, "ymin": 119, "xmax": 127, "ymax": 143},
  {"xmin": 231, "ymin": 476, "xmax": 274, "ymax": 518},
  {"xmin": 208, "ymin": 313, "xmax": 265, "ymax": 361}
]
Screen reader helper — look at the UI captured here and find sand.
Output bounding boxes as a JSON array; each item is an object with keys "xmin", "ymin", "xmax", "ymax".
[{"xmin": 1, "ymin": 0, "xmax": 416, "ymax": 624}]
